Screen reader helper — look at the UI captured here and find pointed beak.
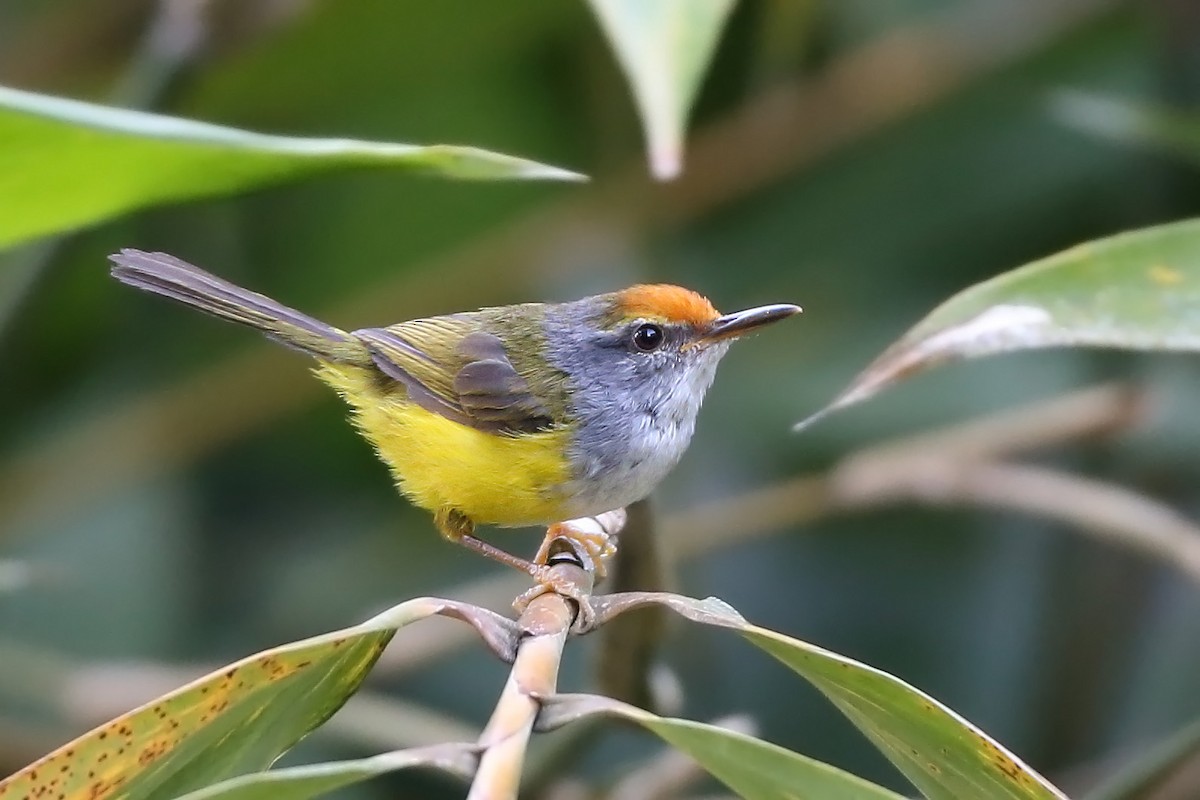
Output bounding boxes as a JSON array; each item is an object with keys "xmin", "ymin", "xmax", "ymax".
[{"xmin": 695, "ymin": 303, "xmax": 802, "ymax": 346}]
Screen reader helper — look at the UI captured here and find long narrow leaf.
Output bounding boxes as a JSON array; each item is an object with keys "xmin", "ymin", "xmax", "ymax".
[
  {"xmin": 799, "ymin": 218, "xmax": 1200, "ymax": 429},
  {"xmin": 587, "ymin": 0, "xmax": 735, "ymax": 179},
  {"xmin": 594, "ymin": 593, "xmax": 1068, "ymax": 800},
  {"xmin": 172, "ymin": 743, "xmax": 478, "ymax": 800},
  {"xmin": 0, "ymin": 598, "xmax": 514, "ymax": 800},
  {"xmin": 540, "ymin": 693, "xmax": 907, "ymax": 799},
  {"xmin": 0, "ymin": 85, "xmax": 584, "ymax": 251}
]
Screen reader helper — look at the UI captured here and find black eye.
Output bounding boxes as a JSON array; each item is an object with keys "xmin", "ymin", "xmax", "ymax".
[{"xmin": 632, "ymin": 323, "xmax": 665, "ymax": 352}]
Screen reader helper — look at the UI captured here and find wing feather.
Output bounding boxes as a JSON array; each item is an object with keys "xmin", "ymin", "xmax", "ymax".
[{"xmin": 353, "ymin": 321, "xmax": 555, "ymax": 434}]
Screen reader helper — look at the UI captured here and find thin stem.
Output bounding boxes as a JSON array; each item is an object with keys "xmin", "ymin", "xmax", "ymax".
[
  {"xmin": 856, "ymin": 460, "xmax": 1200, "ymax": 582},
  {"xmin": 595, "ymin": 498, "xmax": 674, "ymax": 712},
  {"xmin": 467, "ymin": 551, "xmax": 592, "ymax": 800}
]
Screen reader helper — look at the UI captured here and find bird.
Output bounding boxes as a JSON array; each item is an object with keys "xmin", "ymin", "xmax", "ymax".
[{"xmin": 109, "ymin": 249, "xmax": 800, "ymax": 626}]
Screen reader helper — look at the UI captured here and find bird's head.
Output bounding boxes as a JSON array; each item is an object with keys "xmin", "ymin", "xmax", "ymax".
[
  {"xmin": 607, "ymin": 283, "xmax": 800, "ymax": 353},
  {"xmin": 542, "ymin": 284, "xmax": 800, "ymax": 432}
]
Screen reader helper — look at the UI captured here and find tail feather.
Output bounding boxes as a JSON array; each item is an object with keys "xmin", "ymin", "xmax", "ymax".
[{"xmin": 109, "ymin": 249, "xmax": 370, "ymax": 366}]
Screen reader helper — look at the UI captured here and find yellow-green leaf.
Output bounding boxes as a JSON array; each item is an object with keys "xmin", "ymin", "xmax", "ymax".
[
  {"xmin": 0, "ymin": 598, "xmax": 515, "ymax": 800},
  {"xmin": 0, "ymin": 85, "xmax": 585, "ymax": 252}
]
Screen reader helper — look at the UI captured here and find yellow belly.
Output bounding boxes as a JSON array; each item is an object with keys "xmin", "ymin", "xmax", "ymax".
[{"xmin": 315, "ymin": 362, "xmax": 573, "ymax": 527}]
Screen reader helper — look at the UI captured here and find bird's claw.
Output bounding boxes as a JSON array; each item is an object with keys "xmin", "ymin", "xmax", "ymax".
[
  {"xmin": 533, "ymin": 520, "xmax": 617, "ymax": 579},
  {"xmin": 514, "ymin": 511, "xmax": 625, "ymax": 634},
  {"xmin": 513, "ymin": 570, "xmax": 597, "ymax": 634}
]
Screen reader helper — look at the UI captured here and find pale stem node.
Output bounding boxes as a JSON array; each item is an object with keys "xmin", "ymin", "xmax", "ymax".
[{"xmin": 467, "ymin": 510, "xmax": 626, "ymax": 800}]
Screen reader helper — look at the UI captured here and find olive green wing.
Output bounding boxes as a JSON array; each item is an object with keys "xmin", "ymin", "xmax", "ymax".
[{"xmin": 353, "ymin": 316, "xmax": 555, "ymax": 434}]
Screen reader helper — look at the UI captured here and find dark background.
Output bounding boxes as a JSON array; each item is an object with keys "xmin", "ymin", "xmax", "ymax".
[{"xmin": 2, "ymin": 1, "xmax": 1199, "ymax": 797}]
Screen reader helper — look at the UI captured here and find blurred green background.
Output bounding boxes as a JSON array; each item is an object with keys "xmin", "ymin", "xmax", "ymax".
[{"xmin": 3, "ymin": 0, "xmax": 1200, "ymax": 797}]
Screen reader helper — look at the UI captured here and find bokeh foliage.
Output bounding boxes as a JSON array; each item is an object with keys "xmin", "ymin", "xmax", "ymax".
[{"xmin": 3, "ymin": 0, "xmax": 1200, "ymax": 797}]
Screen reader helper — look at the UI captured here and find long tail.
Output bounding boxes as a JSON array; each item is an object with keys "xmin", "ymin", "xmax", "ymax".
[{"xmin": 109, "ymin": 249, "xmax": 371, "ymax": 366}]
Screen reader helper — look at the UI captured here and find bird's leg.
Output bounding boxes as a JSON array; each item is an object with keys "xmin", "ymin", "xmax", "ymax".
[
  {"xmin": 513, "ymin": 511, "xmax": 626, "ymax": 632},
  {"xmin": 438, "ymin": 506, "xmax": 540, "ymax": 572},
  {"xmin": 435, "ymin": 507, "xmax": 599, "ymax": 632}
]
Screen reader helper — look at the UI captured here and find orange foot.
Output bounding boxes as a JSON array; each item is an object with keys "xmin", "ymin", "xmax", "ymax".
[
  {"xmin": 533, "ymin": 520, "xmax": 618, "ymax": 578},
  {"xmin": 513, "ymin": 566, "xmax": 598, "ymax": 633},
  {"xmin": 513, "ymin": 512, "xmax": 625, "ymax": 633}
]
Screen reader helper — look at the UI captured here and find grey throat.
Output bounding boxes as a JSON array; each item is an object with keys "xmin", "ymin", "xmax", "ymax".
[{"xmin": 541, "ymin": 298, "xmax": 730, "ymax": 518}]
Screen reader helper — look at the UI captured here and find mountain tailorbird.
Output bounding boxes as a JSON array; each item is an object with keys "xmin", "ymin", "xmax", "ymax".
[{"xmin": 110, "ymin": 249, "xmax": 800, "ymax": 623}]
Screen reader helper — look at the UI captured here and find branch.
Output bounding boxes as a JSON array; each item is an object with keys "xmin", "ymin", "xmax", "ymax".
[
  {"xmin": 664, "ymin": 383, "xmax": 1147, "ymax": 560},
  {"xmin": 469, "ymin": 580, "xmax": 576, "ymax": 800},
  {"xmin": 834, "ymin": 382, "xmax": 1146, "ymax": 470},
  {"xmin": 467, "ymin": 512, "xmax": 622, "ymax": 799},
  {"xmin": 839, "ymin": 460, "xmax": 1200, "ymax": 582},
  {"xmin": 595, "ymin": 498, "xmax": 676, "ymax": 712}
]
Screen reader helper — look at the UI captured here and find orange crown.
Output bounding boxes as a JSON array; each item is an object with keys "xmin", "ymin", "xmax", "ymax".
[{"xmin": 614, "ymin": 284, "xmax": 720, "ymax": 326}]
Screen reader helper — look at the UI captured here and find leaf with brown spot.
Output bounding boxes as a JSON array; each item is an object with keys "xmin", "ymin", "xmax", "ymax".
[
  {"xmin": 0, "ymin": 598, "xmax": 516, "ymax": 800},
  {"xmin": 594, "ymin": 592, "xmax": 1068, "ymax": 800},
  {"xmin": 799, "ymin": 218, "xmax": 1200, "ymax": 430}
]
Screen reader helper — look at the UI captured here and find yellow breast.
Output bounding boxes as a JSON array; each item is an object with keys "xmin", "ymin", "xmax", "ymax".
[{"xmin": 314, "ymin": 362, "xmax": 573, "ymax": 527}]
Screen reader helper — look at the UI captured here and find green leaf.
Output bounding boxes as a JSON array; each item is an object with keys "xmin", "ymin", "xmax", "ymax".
[
  {"xmin": 799, "ymin": 218, "xmax": 1200, "ymax": 428},
  {"xmin": 586, "ymin": 0, "xmax": 736, "ymax": 180},
  {"xmin": 0, "ymin": 598, "xmax": 515, "ymax": 800},
  {"xmin": 0, "ymin": 85, "xmax": 585, "ymax": 252},
  {"xmin": 173, "ymin": 743, "xmax": 478, "ymax": 800},
  {"xmin": 594, "ymin": 593, "xmax": 1068, "ymax": 800},
  {"xmin": 740, "ymin": 626, "xmax": 1065, "ymax": 800},
  {"xmin": 541, "ymin": 693, "xmax": 907, "ymax": 799},
  {"xmin": 1053, "ymin": 91, "xmax": 1200, "ymax": 165}
]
